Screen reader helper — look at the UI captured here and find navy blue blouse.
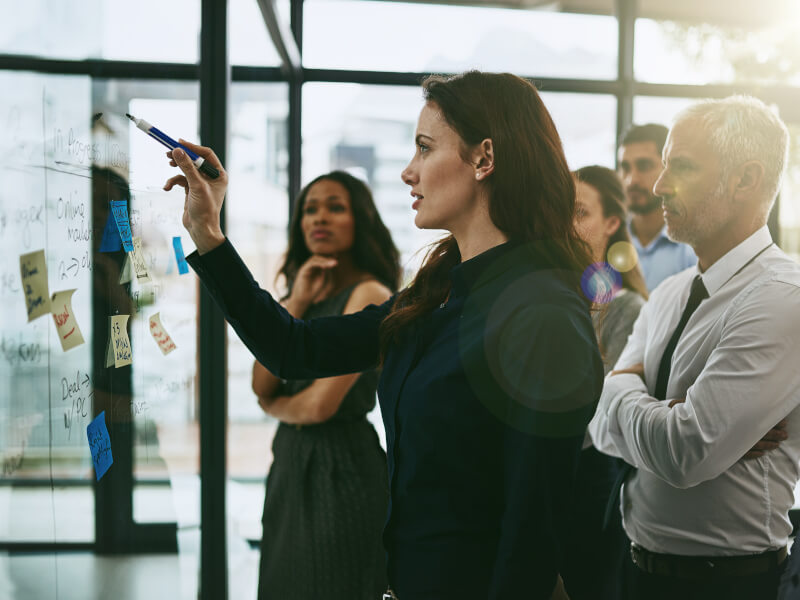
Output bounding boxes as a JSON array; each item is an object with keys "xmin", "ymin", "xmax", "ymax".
[{"xmin": 187, "ymin": 239, "xmax": 603, "ymax": 599}]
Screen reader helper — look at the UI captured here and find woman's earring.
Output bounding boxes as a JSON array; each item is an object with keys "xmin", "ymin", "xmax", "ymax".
[{"xmin": 476, "ymin": 173, "xmax": 482, "ymax": 180}]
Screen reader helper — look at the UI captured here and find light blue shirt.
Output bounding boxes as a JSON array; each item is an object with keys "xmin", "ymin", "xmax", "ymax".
[{"xmin": 628, "ymin": 223, "xmax": 696, "ymax": 291}]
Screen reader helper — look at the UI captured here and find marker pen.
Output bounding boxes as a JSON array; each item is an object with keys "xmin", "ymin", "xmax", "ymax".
[{"xmin": 125, "ymin": 113, "xmax": 220, "ymax": 179}]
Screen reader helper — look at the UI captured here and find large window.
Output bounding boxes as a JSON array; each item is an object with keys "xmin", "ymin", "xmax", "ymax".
[
  {"xmin": 225, "ymin": 83, "xmax": 290, "ymax": 595},
  {"xmin": 304, "ymin": 0, "xmax": 618, "ymax": 79},
  {"xmin": 0, "ymin": 1, "xmax": 201, "ymax": 63}
]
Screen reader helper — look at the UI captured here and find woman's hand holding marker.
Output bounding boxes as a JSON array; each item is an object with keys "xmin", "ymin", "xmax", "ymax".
[{"xmin": 163, "ymin": 140, "xmax": 228, "ymax": 255}]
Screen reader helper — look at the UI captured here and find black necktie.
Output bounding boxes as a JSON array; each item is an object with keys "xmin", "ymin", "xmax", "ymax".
[
  {"xmin": 602, "ymin": 274, "xmax": 709, "ymax": 529},
  {"xmin": 654, "ymin": 275, "xmax": 709, "ymax": 401}
]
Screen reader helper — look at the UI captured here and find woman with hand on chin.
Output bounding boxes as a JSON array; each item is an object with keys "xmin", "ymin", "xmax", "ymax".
[
  {"xmin": 165, "ymin": 71, "xmax": 603, "ymax": 600},
  {"xmin": 250, "ymin": 171, "xmax": 399, "ymax": 599}
]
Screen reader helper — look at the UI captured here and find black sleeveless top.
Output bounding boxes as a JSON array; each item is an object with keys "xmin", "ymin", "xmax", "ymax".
[{"xmin": 257, "ymin": 283, "xmax": 388, "ymax": 599}]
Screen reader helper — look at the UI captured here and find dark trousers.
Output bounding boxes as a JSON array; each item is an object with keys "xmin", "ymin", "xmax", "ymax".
[
  {"xmin": 622, "ymin": 544, "xmax": 785, "ymax": 600},
  {"xmin": 778, "ymin": 545, "xmax": 800, "ymax": 600},
  {"xmin": 560, "ymin": 447, "xmax": 628, "ymax": 600}
]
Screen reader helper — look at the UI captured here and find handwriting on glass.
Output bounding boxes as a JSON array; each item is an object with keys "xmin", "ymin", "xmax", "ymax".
[
  {"xmin": 2, "ymin": 441, "xmax": 26, "ymax": 476},
  {"xmin": 61, "ymin": 370, "xmax": 92, "ymax": 440}
]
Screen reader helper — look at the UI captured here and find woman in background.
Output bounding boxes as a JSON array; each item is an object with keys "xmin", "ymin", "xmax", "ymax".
[
  {"xmin": 561, "ymin": 165, "xmax": 648, "ymax": 600},
  {"xmin": 251, "ymin": 171, "xmax": 400, "ymax": 599}
]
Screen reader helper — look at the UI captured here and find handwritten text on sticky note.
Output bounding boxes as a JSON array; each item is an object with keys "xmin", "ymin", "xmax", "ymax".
[
  {"xmin": 149, "ymin": 312, "xmax": 177, "ymax": 355},
  {"xmin": 20, "ymin": 249, "xmax": 51, "ymax": 321},
  {"xmin": 51, "ymin": 289, "xmax": 84, "ymax": 351},
  {"xmin": 110, "ymin": 314, "xmax": 132, "ymax": 368},
  {"xmin": 86, "ymin": 411, "xmax": 113, "ymax": 480},
  {"xmin": 110, "ymin": 201, "xmax": 133, "ymax": 252},
  {"xmin": 130, "ymin": 237, "xmax": 151, "ymax": 283}
]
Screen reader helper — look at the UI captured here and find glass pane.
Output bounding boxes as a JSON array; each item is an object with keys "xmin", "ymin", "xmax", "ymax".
[
  {"xmin": 540, "ymin": 92, "xmax": 617, "ymax": 171},
  {"xmin": 303, "ymin": 0, "xmax": 617, "ymax": 79},
  {"xmin": 229, "ymin": 0, "xmax": 284, "ymax": 67},
  {"xmin": 778, "ymin": 124, "xmax": 800, "ymax": 262},
  {"xmin": 225, "ymin": 82, "xmax": 290, "ymax": 600},
  {"xmin": 302, "ymin": 82, "xmax": 442, "ymax": 278},
  {"xmin": 0, "ymin": 71, "xmax": 95, "ymax": 544},
  {"xmin": 634, "ymin": 18, "xmax": 800, "ymax": 86},
  {"xmin": 0, "ymin": 71, "xmax": 202, "ymax": 595},
  {"xmin": 0, "ymin": 0, "xmax": 200, "ymax": 63},
  {"xmin": 633, "ymin": 96, "xmax": 699, "ymax": 127}
]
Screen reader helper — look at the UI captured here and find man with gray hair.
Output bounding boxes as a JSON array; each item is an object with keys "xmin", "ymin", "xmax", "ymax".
[{"xmin": 589, "ymin": 95, "xmax": 800, "ymax": 599}]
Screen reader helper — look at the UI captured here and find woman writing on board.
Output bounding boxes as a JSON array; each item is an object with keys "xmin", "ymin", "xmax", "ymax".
[
  {"xmin": 165, "ymin": 70, "xmax": 603, "ymax": 599},
  {"xmin": 252, "ymin": 171, "xmax": 398, "ymax": 599}
]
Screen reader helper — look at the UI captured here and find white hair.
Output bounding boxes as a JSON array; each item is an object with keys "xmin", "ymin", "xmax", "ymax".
[{"xmin": 673, "ymin": 95, "xmax": 789, "ymax": 204}]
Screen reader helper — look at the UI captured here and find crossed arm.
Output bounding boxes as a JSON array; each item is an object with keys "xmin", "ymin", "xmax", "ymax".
[
  {"xmin": 589, "ymin": 282, "xmax": 800, "ymax": 488},
  {"xmin": 251, "ymin": 280, "xmax": 391, "ymax": 424}
]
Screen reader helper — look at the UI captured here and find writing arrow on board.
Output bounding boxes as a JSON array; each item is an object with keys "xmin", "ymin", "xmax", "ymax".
[
  {"xmin": 67, "ymin": 258, "xmax": 79, "ymax": 275},
  {"xmin": 82, "ymin": 373, "xmax": 90, "ymax": 388}
]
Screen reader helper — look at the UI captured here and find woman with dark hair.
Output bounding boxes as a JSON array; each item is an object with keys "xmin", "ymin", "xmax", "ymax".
[
  {"xmin": 560, "ymin": 165, "xmax": 647, "ymax": 600},
  {"xmin": 250, "ymin": 171, "xmax": 399, "ymax": 599},
  {"xmin": 165, "ymin": 70, "xmax": 603, "ymax": 599},
  {"xmin": 573, "ymin": 165, "xmax": 648, "ymax": 363}
]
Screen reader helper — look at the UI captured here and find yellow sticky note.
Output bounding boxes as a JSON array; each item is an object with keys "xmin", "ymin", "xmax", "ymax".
[
  {"xmin": 130, "ymin": 237, "xmax": 151, "ymax": 284},
  {"xmin": 20, "ymin": 249, "xmax": 51, "ymax": 321},
  {"xmin": 109, "ymin": 314, "xmax": 132, "ymax": 368},
  {"xmin": 148, "ymin": 312, "xmax": 177, "ymax": 355},
  {"xmin": 51, "ymin": 289, "xmax": 85, "ymax": 351}
]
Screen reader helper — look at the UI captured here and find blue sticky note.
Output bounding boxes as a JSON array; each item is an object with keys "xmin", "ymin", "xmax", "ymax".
[
  {"xmin": 86, "ymin": 411, "xmax": 113, "ymax": 480},
  {"xmin": 98, "ymin": 212, "xmax": 122, "ymax": 252},
  {"xmin": 110, "ymin": 201, "xmax": 134, "ymax": 252},
  {"xmin": 172, "ymin": 236, "xmax": 189, "ymax": 275}
]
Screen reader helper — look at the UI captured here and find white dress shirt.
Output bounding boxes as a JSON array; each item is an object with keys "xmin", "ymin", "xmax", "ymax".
[{"xmin": 589, "ymin": 226, "xmax": 800, "ymax": 556}]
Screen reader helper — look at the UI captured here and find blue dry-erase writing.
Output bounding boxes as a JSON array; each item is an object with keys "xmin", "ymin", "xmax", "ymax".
[
  {"xmin": 172, "ymin": 236, "xmax": 189, "ymax": 275},
  {"xmin": 126, "ymin": 113, "xmax": 220, "ymax": 179},
  {"xmin": 99, "ymin": 211, "xmax": 122, "ymax": 252},
  {"xmin": 86, "ymin": 411, "xmax": 113, "ymax": 480},
  {"xmin": 110, "ymin": 200, "xmax": 133, "ymax": 252}
]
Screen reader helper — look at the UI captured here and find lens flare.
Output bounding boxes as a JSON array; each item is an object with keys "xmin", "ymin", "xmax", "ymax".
[
  {"xmin": 606, "ymin": 241, "xmax": 638, "ymax": 273},
  {"xmin": 581, "ymin": 262, "xmax": 622, "ymax": 304}
]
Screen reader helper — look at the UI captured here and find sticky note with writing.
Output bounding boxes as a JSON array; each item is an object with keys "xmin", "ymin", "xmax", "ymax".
[
  {"xmin": 19, "ymin": 249, "xmax": 51, "ymax": 321},
  {"xmin": 51, "ymin": 289, "xmax": 85, "ymax": 351},
  {"xmin": 86, "ymin": 411, "xmax": 113, "ymax": 480},
  {"xmin": 109, "ymin": 314, "xmax": 132, "ymax": 368},
  {"xmin": 172, "ymin": 236, "xmax": 189, "ymax": 275},
  {"xmin": 149, "ymin": 312, "xmax": 177, "ymax": 355},
  {"xmin": 110, "ymin": 200, "xmax": 134, "ymax": 252},
  {"xmin": 130, "ymin": 237, "xmax": 151, "ymax": 283},
  {"xmin": 98, "ymin": 211, "xmax": 122, "ymax": 253}
]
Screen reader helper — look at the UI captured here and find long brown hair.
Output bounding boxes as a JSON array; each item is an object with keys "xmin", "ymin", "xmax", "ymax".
[
  {"xmin": 379, "ymin": 71, "xmax": 594, "ymax": 356},
  {"xmin": 573, "ymin": 165, "xmax": 648, "ymax": 300},
  {"xmin": 279, "ymin": 170, "xmax": 401, "ymax": 293}
]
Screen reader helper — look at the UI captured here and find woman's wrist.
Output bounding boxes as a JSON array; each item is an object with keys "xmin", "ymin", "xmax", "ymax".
[{"xmin": 192, "ymin": 225, "xmax": 226, "ymax": 255}]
